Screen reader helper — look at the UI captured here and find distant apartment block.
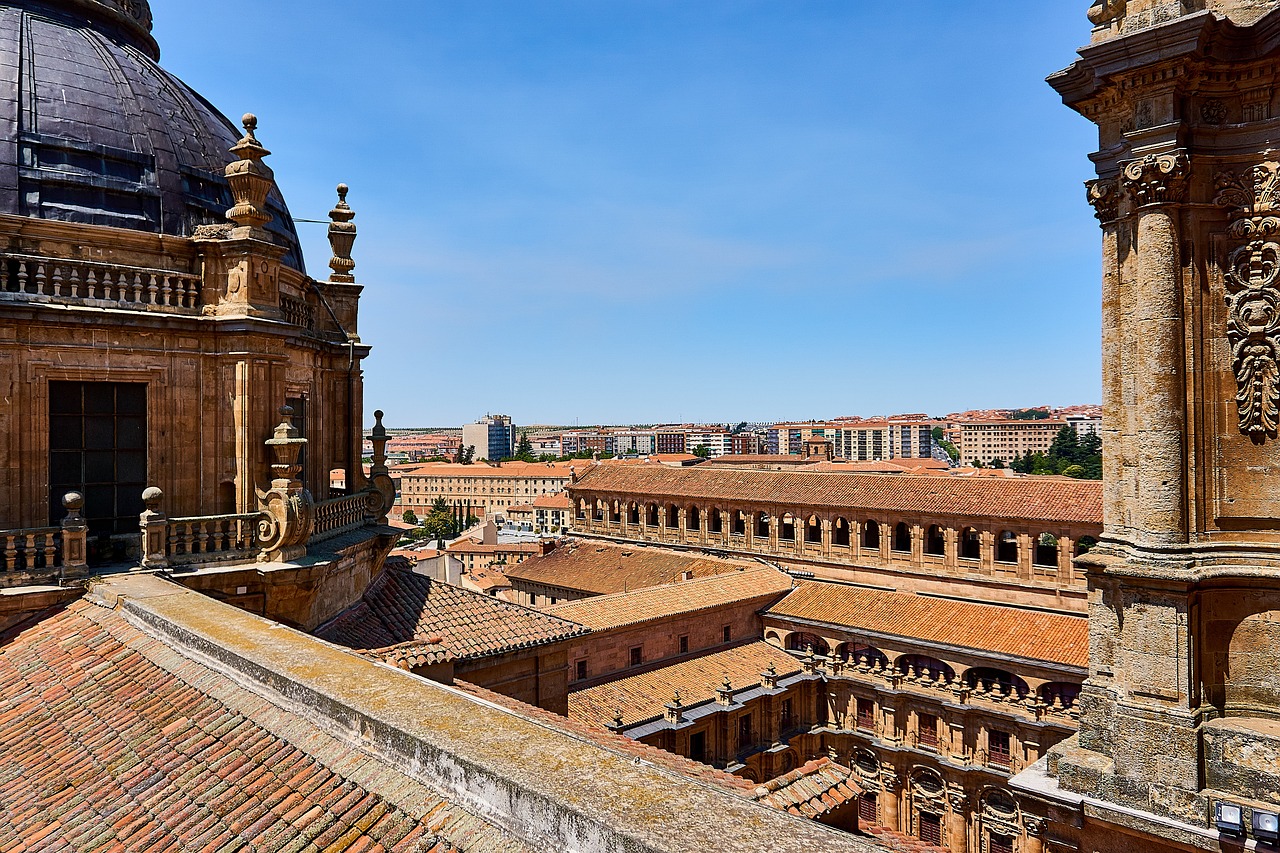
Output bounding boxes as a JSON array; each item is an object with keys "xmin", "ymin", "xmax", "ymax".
[
  {"xmin": 957, "ymin": 419, "xmax": 1069, "ymax": 466},
  {"xmin": 766, "ymin": 418, "xmax": 933, "ymax": 461},
  {"xmin": 462, "ymin": 414, "xmax": 516, "ymax": 462},
  {"xmin": 395, "ymin": 460, "xmax": 578, "ymax": 518}
]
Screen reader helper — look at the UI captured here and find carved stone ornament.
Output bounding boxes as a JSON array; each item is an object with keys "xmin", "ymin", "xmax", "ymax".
[
  {"xmin": 1087, "ymin": 0, "xmax": 1125, "ymax": 26},
  {"xmin": 1086, "ymin": 178, "xmax": 1119, "ymax": 223},
  {"xmin": 1215, "ymin": 163, "xmax": 1280, "ymax": 441},
  {"xmin": 1201, "ymin": 98, "xmax": 1228, "ymax": 126},
  {"xmin": 1121, "ymin": 153, "xmax": 1188, "ymax": 208},
  {"xmin": 257, "ymin": 405, "xmax": 314, "ymax": 562},
  {"xmin": 327, "ymin": 183, "xmax": 357, "ymax": 283},
  {"xmin": 225, "ymin": 114, "xmax": 275, "ymax": 232},
  {"xmin": 1023, "ymin": 815, "xmax": 1047, "ymax": 838}
]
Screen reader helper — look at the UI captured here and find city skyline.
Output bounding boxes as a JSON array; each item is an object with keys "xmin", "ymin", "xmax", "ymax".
[{"xmin": 154, "ymin": 2, "xmax": 1099, "ymax": 425}]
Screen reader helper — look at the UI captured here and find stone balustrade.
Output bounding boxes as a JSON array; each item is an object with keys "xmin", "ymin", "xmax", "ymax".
[
  {"xmin": 0, "ymin": 492, "xmax": 89, "ymax": 589},
  {"xmin": 310, "ymin": 493, "xmax": 370, "ymax": 542},
  {"xmin": 0, "ymin": 252, "xmax": 202, "ymax": 311},
  {"xmin": 164, "ymin": 513, "xmax": 265, "ymax": 567}
]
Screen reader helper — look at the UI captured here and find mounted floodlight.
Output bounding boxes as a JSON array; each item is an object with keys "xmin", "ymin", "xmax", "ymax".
[
  {"xmin": 1214, "ymin": 802, "xmax": 1244, "ymax": 836},
  {"xmin": 1254, "ymin": 809, "xmax": 1280, "ymax": 845}
]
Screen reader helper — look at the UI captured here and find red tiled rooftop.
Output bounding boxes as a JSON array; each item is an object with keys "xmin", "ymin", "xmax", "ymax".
[
  {"xmin": 766, "ymin": 582, "xmax": 1088, "ymax": 668},
  {"xmin": 0, "ymin": 600, "xmax": 521, "ymax": 852},
  {"xmin": 316, "ymin": 566, "xmax": 588, "ymax": 668},
  {"xmin": 505, "ymin": 540, "xmax": 756, "ymax": 596},
  {"xmin": 752, "ymin": 757, "xmax": 861, "ymax": 819},
  {"xmin": 571, "ymin": 464, "xmax": 1101, "ymax": 524}
]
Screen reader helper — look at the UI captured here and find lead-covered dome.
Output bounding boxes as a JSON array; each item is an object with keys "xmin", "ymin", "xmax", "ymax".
[{"xmin": 0, "ymin": 0, "xmax": 304, "ymax": 269}]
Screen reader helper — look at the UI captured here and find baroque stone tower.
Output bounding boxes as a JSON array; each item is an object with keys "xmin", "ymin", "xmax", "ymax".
[{"xmin": 1012, "ymin": 2, "xmax": 1280, "ymax": 851}]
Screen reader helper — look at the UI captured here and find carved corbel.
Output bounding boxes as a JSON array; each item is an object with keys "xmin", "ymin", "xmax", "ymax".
[
  {"xmin": 1086, "ymin": 178, "xmax": 1119, "ymax": 223},
  {"xmin": 1215, "ymin": 163, "xmax": 1280, "ymax": 441},
  {"xmin": 1121, "ymin": 152, "xmax": 1188, "ymax": 208}
]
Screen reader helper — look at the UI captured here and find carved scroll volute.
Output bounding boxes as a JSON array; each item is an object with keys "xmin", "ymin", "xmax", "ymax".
[
  {"xmin": 258, "ymin": 405, "xmax": 314, "ymax": 562},
  {"xmin": 1216, "ymin": 163, "xmax": 1280, "ymax": 442},
  {"xmin": 1121, "ymin": 153, "xmax": 1189, "ymax": 208},
  {"xmin": 1086, "ymin": 178, "xmax": 1119, "ymax": 223},
  {"xmin": 365, "ymin": 409, "xmax": 396, "ymax": 523}
]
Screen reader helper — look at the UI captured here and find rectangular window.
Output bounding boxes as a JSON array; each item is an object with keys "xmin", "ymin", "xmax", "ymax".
[
  {"xmin": 856, "ymin": 698, "xmax": 875, "ymax": 730},
  {"xmin": 575, "ymin": 660, "xmax": 587, "ymax": 681},
  {"xmin": 989, "ymin": 730, "xmax": 1011, "ymax": 767},
  {"xmin": 780, "ymin": 698, "xmax": 793, "ymax": 731},
  {"xmin": 689, "ymin": 730, "xmax": 706, "ymax": 763},
  {"xmin": 858, "ymin": 794, "xmax": 878, "ymax": 826},
  {"xmin": 988, "ymin": 834, "xmax": 1014, "ymax": 853},
  {"xmin": 629, "ymin": 646, "xmax": 642, "ymax": 667},
  {"xmin": 737, "ymin": 714, "xmax": 752, "ymax": 748},
  {"xmin": 918, "ymin": 713, "xmax": 938, "ymax": 748},
  {"xmin": 49, "ymin": 381, "xmax": 147, "ymax": 540},
  {"xmin": 919, "ymin": 813, "xmax": 942, "ymax": 846},
  {"xmin": 722, "ymin": 625, "xmax": 732, "ymax": 643},
  {"xmin": 679, "ymin": 635, "xmax": 689, "ymax": 654}
]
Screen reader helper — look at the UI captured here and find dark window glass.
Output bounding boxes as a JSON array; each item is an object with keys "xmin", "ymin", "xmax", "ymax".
[
  {"xmin": 679, "ymin": 635, "xmax": 689, "ymax": 654},
  {"xmin": 919, "ymin": 813, "xmax": 942, "ymax": 846},
  {"xmin": 918, "ymin": 713, "xmax": 938, "ymax": 748},
  {"xmin": 575, "ymin": 660, "xmax": 586, "ymax": 681},
  {"xmin": 630, "ymin": 646, "xmax": 642, "ymax": 667}
]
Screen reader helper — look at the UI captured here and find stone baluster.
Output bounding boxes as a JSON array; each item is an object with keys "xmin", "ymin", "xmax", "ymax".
[
  {"xmin": 147, "ymin": 273, "xmax": 158, "ymax": 304},
  {"xmin": 86, "ymin": 269, "xmax": 96, "ymax": 299},
  {"xmin": 3, "ymin": 533, "xmax": 16, "ymax": 572},
  {"xmin": 16, "ymin": 261, "xmax": 26, "ymax": 293},
  {"xmin": 34, "ymin": 263, "xmax": 45, "ymax": 295},
  {"xmin": 139, "ymin": 486, "xmax": 169, "ymax": 569}
]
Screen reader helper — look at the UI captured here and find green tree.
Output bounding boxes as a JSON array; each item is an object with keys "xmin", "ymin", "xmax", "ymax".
[
  {"xmin": 421, "ymin": 511, "xmax": 456, "ymax": 544},
  {"xmin": 932, "ymin": 426, "xmax": 945, "ymax": 441},
  {"xmin": 515, "ymin": 431, "xmax": 535, "ymax": 462},
  {"xmin": 1048, "ymin": 425, "xmax": 1082, "ymax": 466},
  {"xmin": 1061, "ymin": 464, "xmax": 1085, "ymax": 478},
  {"xmin": 992, "ymin": 458, "xmax": 1006, "ymax": 469},
  {"xmin": 401, "ymin": 509, "xmax": 418, "ymax": 525},
  {"xmin": 692, "ymin": 444, "xmax": 710, "ymax": 458}
]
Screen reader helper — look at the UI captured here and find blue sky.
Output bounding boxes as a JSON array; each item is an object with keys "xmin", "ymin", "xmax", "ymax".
[{"xmin": 152, "ymin": 1, "xmax": 1101, "ymax": 428}]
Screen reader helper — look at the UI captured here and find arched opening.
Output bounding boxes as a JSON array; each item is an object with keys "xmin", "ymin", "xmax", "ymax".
[
  {"xmin": 731, "ymin": 510, "xmax": 746, "ymax": 536},
  {"xmin": 666, "ymin": 504, "xmax": 679, "ymax": 527},
  {"xmin": 764, "ymin": 630, "xmax": 781, "ymax": 646},
  {"xmin": 892, "ymin": 522, "xmax": 911, "ymax": 553},
  {"xmin": 687, "ymin": 505, "xmax": 701, "ymax": 531},
  {"xmin": 779, "ymin": 513, "xmax": 796, "ymax": 542},
  {"xmin": 592, "ymin": 500, "xmax": 604, "ymax": 522},
  {"xmin": 646, "ymin": 503, "xmax": 659, "ymax": 527},
  {"xmin": 863, "ymin": 520, "xmax": 880, "ymax": 549},
  {"xmin": 896, "ymin": 654, "xmax": 956, "ymax": 685},
  {"xmin": 575, "ymin": 498, "xmax": 586, "ymax": 520},
  {"xmin": 1037, "ymin": 682, "xmax": 1081, "ymax": 714},
  {"xmin": 964, "ymin": 667, "xmax": 1028, "ymax": 701},
  {"xmin": 805, "ymin": 515, "xmax": 822, "ymax": 544},
  {"xmin": 833, "ymin": 517, "xmax": 850, "ymax": 547},
  {"xmin": 925, "ymin": 524, "xmax": 945, "ymax": 556},
  {"xmin": 609, "ymin": 500, "xmax": 621, "ymax": 523},
  {"xmin": 627, "ymin": 502, "xmax": 640, "ymax": 525},
  {"xmin": 755, "ymin": 512, "xmax": 770, "ymax": 538},
  {"xmin": 960, "ymin": 527, "xmax": 981, "ymax": 560},
  {"xmin": 1075, "ymin": 535, "xmax": 1098, "ymax": 556},
  {"xmin": 847, "ymin": 645, "xmax": 889, "ymax": 672},
  {"xmin": 786, "ymin": 632, "xmax": 830, "ymax": 656},
  {"xmin": 1033, "ymin": 532, "xmax": 1058, "ymax": 567},
  {"xmin": 708, "ymin": 508, "xmax": 722, "ymax": 534},
  {"xmin": 995, "ymin": 531, "xmax": 1018, "ymax": 564}
]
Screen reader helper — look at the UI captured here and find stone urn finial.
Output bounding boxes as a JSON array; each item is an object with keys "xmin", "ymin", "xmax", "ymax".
[
  {"xmin": 225, "ymin": 113, "xmax": 275, "ymax": 233},
  {"xmin": 258, "ymin": 403, "xmax": 313, "ymax": 562},
  {"xmin": 328, "ymin": 183, "xmax": 357, "ymax": 283}
]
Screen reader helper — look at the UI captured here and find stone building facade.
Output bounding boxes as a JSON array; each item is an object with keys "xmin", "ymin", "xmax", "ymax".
[
  {"xmin": 395, "ymin": 460, "xmax": 577, "ymax": 518},
  {"xmin": 1011, "ymin": 2, "xmax": 1280, "ymax": 852},
  {"xmin": 568, "ymin": 465, "xmax": 1102, "ymax": 611}
]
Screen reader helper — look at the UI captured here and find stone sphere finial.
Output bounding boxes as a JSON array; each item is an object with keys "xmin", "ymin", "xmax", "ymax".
[
  {"xmin": 62, "ymin": 491, "xmax": 84, "ymax": 511},
  {"xmin": 242, "ymin": 113, "xmax": 258, "ymax": 133},
  {"xmin": 142, "ymin": 486, "xmax": 163, "ymax": 511},
  {"xmin": 337, "ymin": 183, "xmax": 349, "ymax": 202}
]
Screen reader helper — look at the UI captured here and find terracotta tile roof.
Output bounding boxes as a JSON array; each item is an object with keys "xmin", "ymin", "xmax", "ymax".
[
  {"xmin": 400, "ymin": 461, "xmax": 579, "ymax": 478},
  {"xmin": 568, "ymin": 641, "xmax": 801, "ymax": 728},
  {"xmin": 752, "ymin": 757, "xmax": 861, "ymax": 819},
  {"xmin": 452, "ymin": 680, "xmax": 755, "ymax": 794},
  {"xmin": 571, "ymin": 464, "xmax": 1101, "ymax": 524},
  {"xmin": 545, "ymin": 566, "xmax": 793, "ymax": 631},
  {"xmin": 532, "ymin": 493, "xmax": 571, "ymax": 509},
  {"xmin": 316, "ymin": 567, "xmax": 588, "ymax": 668},
  {"xmin": 0, "ymin": 600, "xmax": 522, "ymax": 852},
  {"xmin": 505, "ymin": 540, "xmax": 757, "ymax": 596},
  {"xmin": 766, "ymin": 582, "xmax": 1088, "ymax": 668},
  {"xmin": 446, "ymin": 541, "xmax": 542, "ymax": 555},
  {"xmin": 465, "ymin": 568, "xmax": 512, "ymax": 592}
]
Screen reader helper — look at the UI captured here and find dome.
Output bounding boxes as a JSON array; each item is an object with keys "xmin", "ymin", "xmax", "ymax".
[{"xmin": 0, "ymin": 0, "xmax": 305, "ymax": 269}]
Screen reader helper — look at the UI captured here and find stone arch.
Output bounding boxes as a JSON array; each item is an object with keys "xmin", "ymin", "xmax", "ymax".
[
  {"xmin": 755, "ymin": 512, "xmax": 770, "ymax": 538},
  {"xmin": 731, "ymin": 508, "xmax": 746, "ymax": 536},
  {"xmin": 995, "ymin": 530, "xmax": 1018, "ymax": 564},
  {"xmin": 1201, "ymin": 589, "xmax": 1280, "ymax": 718},
  {"xmin": 960, "ymin": 526, "xmax": 981, "ymax": 560},
  {"xmin": 1075, "ymin": 534, "xmax": 1098, "ymax": 556},
  {"xmin": 1033, "ymin": 532, "xmax": 1058, "ymax": 567},
  {"xmin": 645, "ymin": 502, "xmax": 659, "ymax": 526},
  {"xmin": 1037, "ymin": 682, "xmax": 1081, "ymax": 714},
  {"xmin": 666, "ymin": 503, "xmax": 679, "ymax": 527},
  {"xmin": 708, "ymin": 507, "xmax": 722, "ymax": 534},
  {"xmin": 847, "ymin": 645, "xmax": 889, "ymax": 672},
  {"xmin": 627, "ymin": 501, "xmax": 640, "ymax": 525},
  {"xmin": 897, "ymin": 653, "xmax": 956, "ymax": 685},
  {"xmin": 863, "ymin": 520, "xmax": 880, "ymax": 549},
  {"xmin": 575, "ymin": 497, "xmax": 586, "ymax": 519},
  {"xmin": 924, "ymin": 524, "xmax": 945, "ymax": 556},
  {"xmin": 779, "ymin": 513, "xmax": 796, "ymax": 542},
  {"xmin": 777, "ymin": 750, "xmax": 796, "ymax": 773},
  {"xmin": 687, "ymin": 504, "xmax": 701, "ymax": 531},
  {"xmin": 832, "ymin": 516, "xmax": 851, "ymax": 547},
  {"xmin": 592, "ymin": 499, "xmax": 604, "ymax": 521},
  {"xmin": 805, "ymin": 514, "xmax": 822, "ymax": 544},
  {"xmin": 786, "ymin": 631, "xmax": 830, "ymax": 656},
  {"xmin": 764, "ymin": 629, "xmax": 782, "ymax": 646},
  {"xmin": 892, "ymin": 522, "xmax": 912, "ymax": 553},
  {"xmin": 964, "ymin": 666, "xmax": 1029, "ymax": 701},
  {"xmin": 609, "ymin": 499, "xmax": 621, "ymax": 522}
]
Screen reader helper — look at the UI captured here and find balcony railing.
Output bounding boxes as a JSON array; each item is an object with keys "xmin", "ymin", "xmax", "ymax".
[
  {"xmin": 311, "ymin": 493, "xmax": 369, "ymax": 542},
  {"xmin": 0, "ymin": 253, "xmax": 201, "ymax": 312},
  {"xmin": 1, "ymin": 526, "xmax": 61, "ymax": 574},
  {"xmin": 164, "ymin": 513, "xmax": 264, "ymax": 567}
]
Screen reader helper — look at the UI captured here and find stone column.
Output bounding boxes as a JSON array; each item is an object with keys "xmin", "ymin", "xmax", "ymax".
[
  {"xmin": 769, "ymin": 513, "xmax": 779, "ymax": 552},
  {"xmin": 1018, "ymin": 532, "xmax": 1033, "ymax": 579},
  {"xmin": 822, "ymin": 518, "xmax": 832, "ymax": 559},
  {"xmin": 881, "ymin": 772, "xmax": 901, "ymax": 832},
  {"xmin": 912, "ymin": 524, "xmax": 923, "ymax": 568},
  {"xmin": 879, "ymin": 520, "xmax": 890, "ymax": 564},
  {"xmin": 677, "ymin": 507, "xmax": 687, "ymax": 544},
  {"xmin": 1057, "ymin": 534, "xmax": 1074, "ymax": 582},
  {"xmin": 1022, "ymin": 816, "xmax": 1046, "ymax": 853},
  {"xmin": 946, "ymin": 790, "xmax": 968, "ymax": 853},
  {"xmin": 1119, "ymin": 152, "xmax": 1188, "ymax": 543}
]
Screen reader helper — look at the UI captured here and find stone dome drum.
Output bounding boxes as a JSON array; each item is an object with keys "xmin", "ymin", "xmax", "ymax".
[{"xmin": 0, "ymin": 0, "xmax": 304, "ymax": 269}]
